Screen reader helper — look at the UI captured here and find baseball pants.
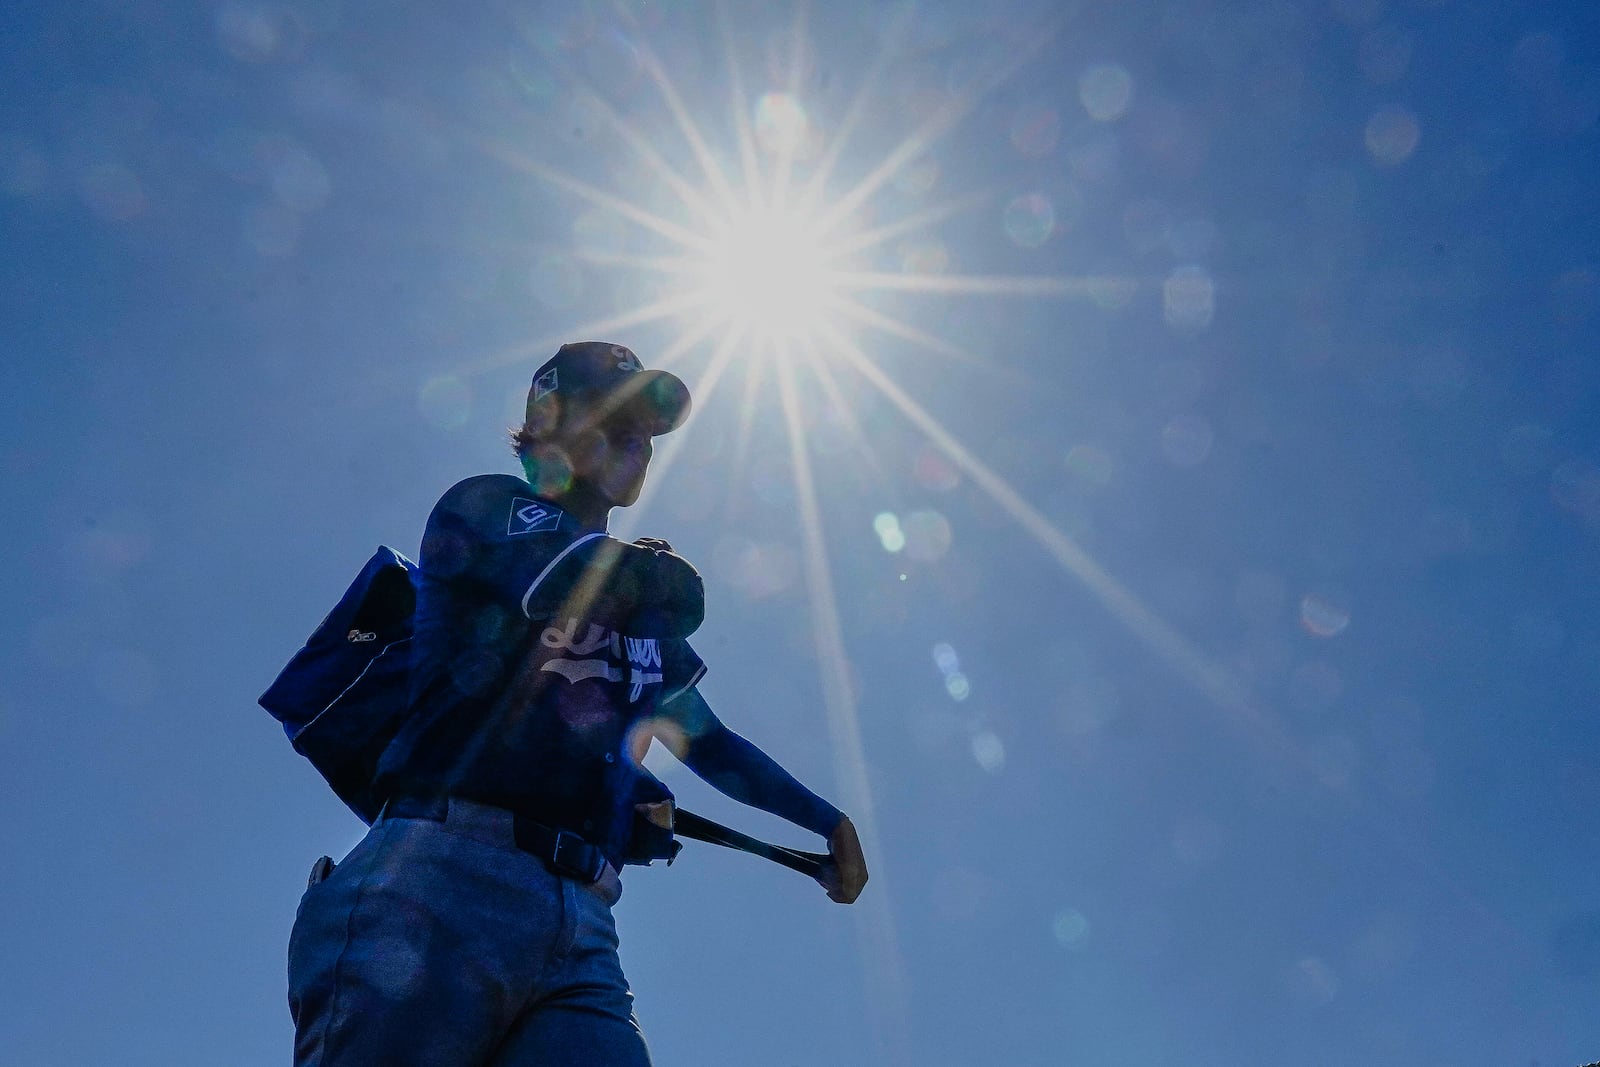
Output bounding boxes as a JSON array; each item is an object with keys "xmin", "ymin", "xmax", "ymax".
[{"xmin": 287, "ymin": 797, "xmax": 651, "ymax": 1066}]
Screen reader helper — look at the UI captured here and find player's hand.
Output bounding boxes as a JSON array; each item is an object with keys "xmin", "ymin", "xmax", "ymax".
[
  {"xmin": 634, "ymin": 798, "xmax": 674, "ymax": 830},
  {"xmin": 816, "ymin": 815, "xmax": 868, "ymax": 904}
]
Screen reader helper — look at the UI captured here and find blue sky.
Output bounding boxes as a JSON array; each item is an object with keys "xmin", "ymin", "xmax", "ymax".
[{"xmin": 3, "ymin": 1, "xmax": 1598, "ymax": 1064}]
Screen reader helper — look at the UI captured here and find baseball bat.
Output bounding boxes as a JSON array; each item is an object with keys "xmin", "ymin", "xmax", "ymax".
[{"xmin": 673, "ymin": 809, "xmax": 830, "ymax": 878}]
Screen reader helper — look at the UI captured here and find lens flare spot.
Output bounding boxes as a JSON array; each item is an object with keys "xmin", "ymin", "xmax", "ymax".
[
  {"xmin": 914, "ymin": 447, "xmax": 962, "ymax": 491},
  {"xmin": 1300, "ymin": 593, "xmax": 1351, "ymax": 638},
  {"xmin": 970, "ymin": 731, "xmax": 1004, "ymax": 771},
  {"xmin": 270, "ymin": 147, "xmax": 331, "ymax": 212},
  {"xmin": 899, "ymin": 239, "xmax": 950, "ymax": 274},
  {"xmin": 242, "ymin": 202, "xmax": 299, "ymax": 257},
  {"xmin": 714, "ymin": 539, "xmax": 799, "ymax": 600},
  {"xmin": 1051, "ymin": 908, "xmax": 1091, "ymax": 949},
  {"xmin": 1080, "ymin": 63, "xmax": 1134, "ymax": 122},
  {"xmin": 874, "ymin": 512, "xmax": 906, "ymax": 553},
  {"xmin": 216, "ymin": 2, "xmax": 283, "ymax": 63},
  {"xmin": 902, "ymin": 509, "xmax": 953, "ymax": 562},
  {"xmin": 1365, "ymin": 106, "xmax": 1420, "ymax": 166},
  {"xmin": 932, "ymin": 643, "xmax": 960, "ymax": 676},
  {"xmin": 945, "ymin": 673, "xmax": 971, "ymax": 702},
  {"xmin": 1163, "ymin": 266, "xmax": 1215, "ymax": 332},
  {"xmin": 754, "ymin": 92, "xmax": 814, "ymax": 158},
  {"xmin": 1288, "ymin": 956, "xmax": 1340, "ymax": 1006},
  {"xmin": 1003, "ymin": 193, "xmax": 1056, "ymax": 249}
]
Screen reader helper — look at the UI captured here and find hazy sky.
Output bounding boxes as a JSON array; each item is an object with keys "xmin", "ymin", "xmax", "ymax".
[{"xmin": 3, "ymin": 2, "xmax": 1598, "ymax": 1064}]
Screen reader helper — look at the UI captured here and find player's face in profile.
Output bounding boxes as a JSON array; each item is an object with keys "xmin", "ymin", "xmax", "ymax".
[{"xmin": 595, "ymin": 418, "xmax": 653, "ymax": 507}]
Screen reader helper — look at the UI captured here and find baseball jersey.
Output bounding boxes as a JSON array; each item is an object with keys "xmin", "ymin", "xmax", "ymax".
[{"xmin": 373, "ymin": 474, "xmax": 706, "ymax": 865}]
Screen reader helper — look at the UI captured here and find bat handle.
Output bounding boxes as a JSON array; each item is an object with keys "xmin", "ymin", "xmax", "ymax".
[{"xmin": 768, "ymin": 846, "xmax": 830, "ymax": 878}]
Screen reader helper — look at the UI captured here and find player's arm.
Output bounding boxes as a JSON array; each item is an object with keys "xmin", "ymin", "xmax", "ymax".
[{"xmin": 645, "ymin": 686, "xmax": 868, "ymax": 903}]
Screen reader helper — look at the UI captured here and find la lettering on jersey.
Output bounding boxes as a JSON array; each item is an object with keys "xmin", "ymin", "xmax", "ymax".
[{"xmin": 539, "ymin": 617, "xmax": 664, "ymax": 703}]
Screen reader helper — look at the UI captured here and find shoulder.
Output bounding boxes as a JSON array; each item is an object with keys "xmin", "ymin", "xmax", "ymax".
[
  {"xmin": 427, "ymin": 474, "xmax": 584, "ymax": 542},
  {"xmin": 433, "ymin": 473, "xmax": 529, "ymax": 513},
  {"xmin": 431, "ymin": 474, "xmax": 540, "ymax": 527}
]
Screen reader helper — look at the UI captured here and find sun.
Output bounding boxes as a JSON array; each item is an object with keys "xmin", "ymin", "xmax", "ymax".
[{"xmin": 695, "ymin": 202, "xmax": 841, "ymax": 350}]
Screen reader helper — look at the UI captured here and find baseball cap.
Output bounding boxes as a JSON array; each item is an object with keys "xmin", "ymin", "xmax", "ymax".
[{"xmin": 523, "ymin": 341, "xmax": 691, "ymax": 437}]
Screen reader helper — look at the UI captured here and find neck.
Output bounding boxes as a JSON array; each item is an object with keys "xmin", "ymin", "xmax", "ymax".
[
  {"xmin": 557, "ymin": 484, "xmax": 613, "ymax": 530},
  {"xmin": 519, "ymin": 452, "xmax": 616, "ymax": 530}
]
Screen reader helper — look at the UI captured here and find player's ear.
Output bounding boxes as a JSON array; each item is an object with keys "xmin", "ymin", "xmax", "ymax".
[{"xmin": 566, "ymin": 426, "xmax": 608, "ymax": 474}]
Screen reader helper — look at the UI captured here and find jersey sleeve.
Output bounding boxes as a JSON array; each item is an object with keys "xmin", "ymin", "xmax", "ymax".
[
  {"xmin": 659, "ymin": 639, "xmax": 707, "ymax": 703},
  {"xmin": 523, "ymin": 536, "xmax": 705, "ymax": 639}
]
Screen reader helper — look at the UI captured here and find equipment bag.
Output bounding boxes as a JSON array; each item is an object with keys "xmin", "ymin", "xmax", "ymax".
[{"xmin": 259, "ymin": 546, "xmax": 417, "ymax": 824}]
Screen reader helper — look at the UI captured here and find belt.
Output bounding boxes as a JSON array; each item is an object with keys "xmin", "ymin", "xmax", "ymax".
[{"xmin": 381, "ymin": 794, "xmax": 611, "ymax": 884}]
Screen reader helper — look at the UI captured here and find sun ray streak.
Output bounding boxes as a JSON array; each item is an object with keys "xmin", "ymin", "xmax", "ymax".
[
  {"xmin": 462, "ymin": 291, "xmax": 709, "ymax": 376},
  {"xmin": 479, "ymin": 139, "xmax": 717, "ymax": 255},
  {"xmin": 825, "ymin": 327, "xmax": 1287, "ymax": 750},
  {"xmin": 567, "ymin": 249, "xmax": 707, "ymax": 276},
  {"xmin": 612, "ymin": 325, "xmax": 744, "ymax": 539},
  {"xmin": 724, "ymin": 357, "xmax": 768, "ymax": 518},
  {"xmin": 581, "ymin": 89, "xmax": 729, "ymax": 232},
  {"xmin": 635, "ymin": 47, "xmax": 742, "ymax": 209},
  {"xmin": 797, "ymin": 3, "xmax": 916, "ymax": 216},
  {"xmin": 837, "ymin": 271, "xmax": 1114, "ymax": 296},
  {"xmin": 812, "ymin": 99, "xmax": 969, "ymax": 240},
  {"xmin": 776, "ymin": 353, "xmax": 909, "ymax": 1067},
  {"xmin": 830, "ymin": 299, "xmax": 999, "ymax": 372},
  {"xmin": 813, "ymin": 18, "xmax": 1067, "ymax": 239},
  {"xmin": 800, "ymin": 339, "xmax": 893, "ymax": 494},
  {"xmin": 769, "ymin": 3, "xmax": 810, "ymax": 209},
  {"xmin": 716, "ymin": 1, "xmax": 766, "ymax": 211},
  {"xmin": 828, "ymin": 191, "xmax": 993, "ymax": 259}
]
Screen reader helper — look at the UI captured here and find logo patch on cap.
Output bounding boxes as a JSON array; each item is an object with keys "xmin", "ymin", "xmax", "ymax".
[
  {"xmin": 508, "ymin": 498, "xmax": 564, "ymax": 536},
  {"xmin": 613, "ymin": 346, "xmax": 642, "ymax": 372},
  {"xmin": 533, "ymin": 367, "xmax": 559, "ymax": 401}
]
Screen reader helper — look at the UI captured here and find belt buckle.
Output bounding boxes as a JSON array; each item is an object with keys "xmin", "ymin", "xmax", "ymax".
[{"xmin": 551, "ymin": 829, "xmax": 605, "ymax": 883}]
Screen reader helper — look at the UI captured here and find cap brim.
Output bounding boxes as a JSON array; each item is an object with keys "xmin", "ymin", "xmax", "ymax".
[{"xmin": 584, "ymin": 369, "xmax": 692, "ymax": 436}]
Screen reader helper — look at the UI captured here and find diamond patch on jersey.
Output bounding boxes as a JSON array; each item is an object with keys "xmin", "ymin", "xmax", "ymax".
[{"xmin": 508, "ymin": 498, "xmax": 563, "ymax": 536}]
